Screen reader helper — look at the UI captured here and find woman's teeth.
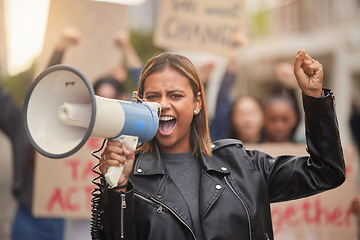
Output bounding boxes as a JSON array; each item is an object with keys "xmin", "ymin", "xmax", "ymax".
[{"xmin": 160, "ymin": 116, "xmax": 175, "ymax": 121}]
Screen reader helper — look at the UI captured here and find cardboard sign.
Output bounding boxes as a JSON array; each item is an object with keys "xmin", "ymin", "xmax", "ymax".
[
  {"xmin": 154, "ymin": 0, "xmax": 245, "ymax": 57},
  {"xmin": 32, "ymin": 0, "xmax": 127, "ymax": 219},
  {"xmin": 32, "ymin": 138, "xmax": 104, "ymax": 219},
  {"xmin": 246, "ymin": 143, "xmax": 357, "ymax": 240},
  {"xmin": 35, "ymin": 0, "xmax": 127, "ymax": 82}
]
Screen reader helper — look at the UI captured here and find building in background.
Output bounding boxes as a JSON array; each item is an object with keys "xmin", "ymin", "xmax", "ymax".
[{"xmin": 235, "ymin": 0, "xmax": 360, "ymax": 145}]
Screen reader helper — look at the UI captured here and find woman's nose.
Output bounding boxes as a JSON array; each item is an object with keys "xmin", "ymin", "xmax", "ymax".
[{"xmin": 159, "ymin": 97, "xmax": 170, "ymax": 109}]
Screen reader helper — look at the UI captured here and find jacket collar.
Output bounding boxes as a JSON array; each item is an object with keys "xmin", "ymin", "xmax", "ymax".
[
  {"xmin": 133, "ymin": 145, "xmax": 166, "ymax": 175},
  {"xmin": 132, "ymin": 143, "xmax": 230, "ymax": 231},
  {"xmin": 133, "ymin": 143, "xmax": 230, "ymax": 176}
]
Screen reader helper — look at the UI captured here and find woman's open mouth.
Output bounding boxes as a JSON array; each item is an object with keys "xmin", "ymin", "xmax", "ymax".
[{"xmin": 159, "ymin": 115, "xmax": 176, "ymax": 136}]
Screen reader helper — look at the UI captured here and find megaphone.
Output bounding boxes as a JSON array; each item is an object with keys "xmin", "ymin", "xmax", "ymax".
[{"xmin": 24, "ymin": 64, "xmax": 161, "ymax": 188}]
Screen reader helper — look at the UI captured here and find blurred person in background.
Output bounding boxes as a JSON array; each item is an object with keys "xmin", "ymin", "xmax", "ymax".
[
  {"xmin": 107, "ymin": 30, "xmax": 143, "ymax": 97},
  {"xmin": 206, "ymin": 58, "xmax": 237, "ymax": 141},
  {"xmin": 349, "ymin": 101, "xmax": 360, "ymax": 150},
  {"xmin": 348, "ymin": 101, "xmax": 360, "ymax": 240},
  {"xmin": 92, "ymin": 31, "xmax": 143, "ymax": 100},
  {"xmin": 263, "ymin": 95, "xmax": 299, "ymax": 143},
  {"xmin": 202, "ymin": 29, "xmax": 249, "ymax": 141},
  {"xmin": 8, "ymin": 27, "xmax": 80, "ymax": 240},
  {"xmin": 93, "ymin": 76, "xmax": 127, "ymax": 100},
  {"xmin": 47, "ymin": 27, "xmax": 81, "ymax": 67},
  {"xmin": 264, "ymin": 61, "xmax": 303, "ymax": 143},
  {"xmin": 273, "ymin": 62, "xmax": 301, "ymax": 123},
  {"xmin": 227, "ymin": 95, "xmax": 265, "ymax": 143}
]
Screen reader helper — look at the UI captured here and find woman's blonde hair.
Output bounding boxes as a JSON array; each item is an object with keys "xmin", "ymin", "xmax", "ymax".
[{"xmin": 137, "ymin": 53, "xmax": 212, "ymax": 156}]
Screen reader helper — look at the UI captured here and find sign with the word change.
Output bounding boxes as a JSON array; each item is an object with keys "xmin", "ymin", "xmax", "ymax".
[{"xmin": 154, "ymin": 0, "xmax": 245, "ymax": 57}]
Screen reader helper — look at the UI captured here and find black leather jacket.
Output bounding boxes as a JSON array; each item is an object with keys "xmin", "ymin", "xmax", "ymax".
[{"xmin": 99, "ymin": 90, "xmax": 345, "ymax": 240}]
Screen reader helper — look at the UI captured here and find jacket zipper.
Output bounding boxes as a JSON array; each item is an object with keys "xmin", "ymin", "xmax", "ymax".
[
  {"xmin": 120, "ymin": 193, "xmax": 126, "ymax": 239},
  {"xmin": 224, "ymin": 176, "xmax": 252, "ymax": 240},
  {"xmin": 134, "ymin": 193, "xmax": 197, "ymax": 240},
  {"xmin": 265, "ymin": 232, "xmax": 270, "ymax": 239},
  {"xmin": 157, "ymin": 204, "xmax": 163, "ymax": 213},
  {"xmin": 134, "ymin": 193, "xmax": 163, "ymax": 213}
]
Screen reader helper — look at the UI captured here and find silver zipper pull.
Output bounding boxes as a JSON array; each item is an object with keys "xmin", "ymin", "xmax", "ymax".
[
  {"xmin": 157, "ymin": 204, "xmax": 163, "ymax": 213},
  {"xmin": 332, "ymin": 94, "xmax": 336, "ymax": 107},
  {"xmin": 121, "ymin": 194, "xmax": 126, "ymax": 208}
]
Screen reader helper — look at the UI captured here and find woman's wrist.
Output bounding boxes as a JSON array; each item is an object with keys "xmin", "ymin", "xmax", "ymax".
[
  {"xmin": 111, "ymin": 181, "xmax": 129, "ymax": 192},
  {"xmin": 302, "ymin": 89, "xmax": 323, "ymax": 98}
]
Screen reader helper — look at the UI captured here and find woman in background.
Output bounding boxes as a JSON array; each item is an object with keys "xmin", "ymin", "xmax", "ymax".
[{"xmin": 227, "ymin": 95, "xmax": 265, "ymax": 143}]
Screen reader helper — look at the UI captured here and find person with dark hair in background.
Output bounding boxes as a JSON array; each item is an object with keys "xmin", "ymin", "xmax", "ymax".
[
  {"xmin": 108, "ymin": 30, "xmax": 143, "ymax": 89},
  {"xmin": 205, "ymin": 29, "xmax": 249, "ymax": 141},
  {"xmin": 96, "ymin": 50, "xmax": 345, "ymax": 240},
  {"xmin": 93, "ymin": 76, "xmax": 127, "ymax": 100},
  {"xmin": 263, "ymin": 95, "xmax": 299, "ymax": 143},
  {"xmin": 8, "ymin": 27, "xmax": 80, "ymax": 240},
  {"xmin": 348, "ymin": 102, "xmax": 360, "ymax": 240},
  {"xmin": 349, "ymin": 102, "xmax": 360, "ymax": 150},
  {"xmin": 207, "ymin": 59, "xmax": 237, "ymax": 141},
  {"xmin": 90, "ymin": 30, "xmax": 143, "ymax": 103},
  {"xmin": 267, "ymin": 61, "xmax": 303, "ymax": 142},
  {"xmin": 227, "ymin": 95, "xmax": 265, "ymax": 143}
]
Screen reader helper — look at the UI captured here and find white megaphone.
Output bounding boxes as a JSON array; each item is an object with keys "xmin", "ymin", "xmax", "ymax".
[{"xmin": 24, "ymin": 64, "xmax": 161, "ymax": 188}]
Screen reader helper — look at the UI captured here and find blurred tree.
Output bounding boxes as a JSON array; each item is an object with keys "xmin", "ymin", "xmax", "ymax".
[
  {"xmin": 130, "ymin": 29, "xmax": 164, "ymax": 63},
  {"xmin": 2, "ymin": 61, "xmax": 36, "ymax": 105},
  {"xmin": 121, "ymin": 29, "xmax": 164, "ymax": 91}
]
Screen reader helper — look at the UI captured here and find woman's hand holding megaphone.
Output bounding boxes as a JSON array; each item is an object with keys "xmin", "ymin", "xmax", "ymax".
[{"xmin": 99, "ymin": 139, "xmax": 136, "ymax": 192}]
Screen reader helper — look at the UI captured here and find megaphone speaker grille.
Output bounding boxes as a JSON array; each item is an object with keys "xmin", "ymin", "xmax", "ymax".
[{"xmin": 24, "ymin": 65, "xmax": 96, "ymax": 158}]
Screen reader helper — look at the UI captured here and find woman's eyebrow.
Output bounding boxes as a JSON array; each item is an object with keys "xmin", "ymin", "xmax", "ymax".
[
  {"xmin": 167, "ymin": 89, "xmax": 185, "ymax": 94},
  {"xmin": 144, "ymin": 91, "xmax": 159, "ymax": 96},
  {"xmin": 145, "ymin": 89, "xmax": 185, "ymax": 95}
]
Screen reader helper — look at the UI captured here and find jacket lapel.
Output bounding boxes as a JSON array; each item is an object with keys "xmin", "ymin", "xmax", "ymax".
[
  {"xmin": 154, "ymin": 174, "xmax": 194, "ymax": 229},
  {"xmin": 132, "ymin": 147, "xmax": 194, "ymax": 230},
  {"xmin": 199, "ymin": 153, "xmax": 229, "ymax": 218}
]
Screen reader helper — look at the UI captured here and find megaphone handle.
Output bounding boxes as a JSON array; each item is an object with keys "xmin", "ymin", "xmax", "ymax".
[{"xmin": 105, "ymin": 135, "xmax": 139, "ymax": 188}]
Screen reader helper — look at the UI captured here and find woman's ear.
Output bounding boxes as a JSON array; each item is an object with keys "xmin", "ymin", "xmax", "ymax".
[{"xmin": 194, "ymin": 92, "xmax": 202, "ymax": 115}]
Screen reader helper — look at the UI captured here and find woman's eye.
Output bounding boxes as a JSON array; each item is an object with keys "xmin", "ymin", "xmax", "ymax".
[
  {"xmin": 171, "ymin": 94, "xmax": 183, "ymax": 99},
  {"xmin": 145, "ymin": 95, "xmax": 158, "ymax": 101},
  {"xmin": 147, "ymin": 95, "xmax": 157, "ymax": 99}
]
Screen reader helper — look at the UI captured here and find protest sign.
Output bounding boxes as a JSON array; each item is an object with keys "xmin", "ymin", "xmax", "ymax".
[
  {"xmin": 154, "ymin": 0, "xmax": 245, "ymax": 57},
  {"xmin": 32, "ymin": 138, "xmax": 104, "ymax": 219},
  {"xmin": 246, "ymin": 143, "xmax": 357, "ymax": 240},
  {"xmin": 35, "ymin": 0, "xmax": 127, "ymax": 82}
]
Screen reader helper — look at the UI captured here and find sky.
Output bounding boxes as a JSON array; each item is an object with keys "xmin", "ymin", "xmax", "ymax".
[{"xmin": 4, "ymin": 0, "xmax": 50, "ymax": 76}]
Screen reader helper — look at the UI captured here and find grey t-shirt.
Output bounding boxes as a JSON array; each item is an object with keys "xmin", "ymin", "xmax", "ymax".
[{"xmin": 161, "ymin": 151, "xmax": 204, "ymax": 240}]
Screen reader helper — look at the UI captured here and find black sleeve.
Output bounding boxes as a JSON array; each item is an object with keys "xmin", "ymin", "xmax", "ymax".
[
  {"xmin": 47, "ymin": 50, "xmax": 65, "ymax": 68},
  {"xmin": 249, "ymin": 89, "xmax": 345, "ymax": 202},
  {"xmin": 100, "ymin": 182, "xmax": 137, "ymax": 240}
]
